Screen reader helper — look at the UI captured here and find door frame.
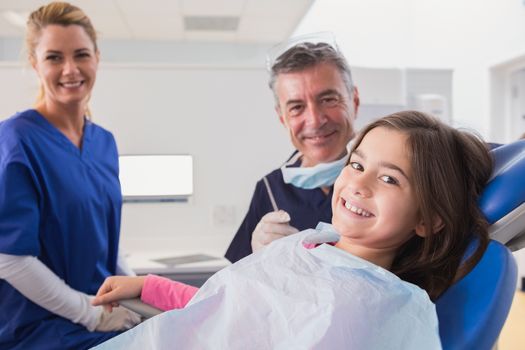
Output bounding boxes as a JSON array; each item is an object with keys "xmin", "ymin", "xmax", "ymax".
[{"xmin": 490, "ymin": 53, "xmax": 525, "ymax": 142}]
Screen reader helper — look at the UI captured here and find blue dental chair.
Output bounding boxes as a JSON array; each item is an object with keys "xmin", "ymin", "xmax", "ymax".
[{"xmin": 436, "ymin": 140, "xmax": 525, "ymax": 350}]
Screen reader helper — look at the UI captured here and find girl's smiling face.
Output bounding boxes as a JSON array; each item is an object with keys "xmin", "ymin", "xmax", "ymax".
[{"xmin": 331, "ymin": 126, "xmax": 426, "ymax": 268}]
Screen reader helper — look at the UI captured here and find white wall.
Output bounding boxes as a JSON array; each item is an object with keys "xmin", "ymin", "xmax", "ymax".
[
  {"xmin": 294, "ymin": 0, "xmax": 525, "ymax": 139},
  {"xmin": 93, "ymin": 64, "xmax": 291, "ymax": 254}
]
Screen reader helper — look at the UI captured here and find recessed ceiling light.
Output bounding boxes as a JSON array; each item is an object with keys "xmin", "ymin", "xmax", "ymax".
[{"xmin": 184, "ymin": 16, "xmax": 239, "ymax": 31}]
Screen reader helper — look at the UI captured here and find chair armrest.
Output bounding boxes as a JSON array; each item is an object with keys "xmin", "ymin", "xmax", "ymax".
[{"xmin": 119, "ymin": 298, "xmax": 163, "ymax": 319}]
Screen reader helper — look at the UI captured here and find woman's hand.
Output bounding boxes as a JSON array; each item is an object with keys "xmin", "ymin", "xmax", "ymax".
[
  {"xmin": 92, "ymin": 276, "xmax": 146, "ymax": 312},
  {"xmin": 94, "ymin": 305, "xmax": 142, "ymax": 332}
]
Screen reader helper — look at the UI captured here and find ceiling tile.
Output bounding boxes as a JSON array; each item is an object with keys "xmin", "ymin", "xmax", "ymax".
[
  {"xmin": 132, "ymin": 18, "xmax": 184, "ymax": 41},
  {"xmin": 0, "ymin": 0, "xmax": 45, "ymax": 11},
  {"xmin": 116, "ymin": 0, "xmax": 183, "ymax": 40},
  {"xmin": 181, "ymin": 0, "xmax": 245, "ymax": 16},
  {"xmin": 243, "ymin": 0, "xmax": 314, "ymax": 17},
  {"xmin": 64, "ymin": 0, "xmax": 131, "ymax": 39},
  {"xmin": 116, "ymin": 0, "xmax": 181, "ymax": 16},
  {"xmin": 237, "ymin": 16, "xmax": 299, "ymax": 43},
  {"xmin": 0, "ymin": 0, "xmax": 313, "ymax": 44}
]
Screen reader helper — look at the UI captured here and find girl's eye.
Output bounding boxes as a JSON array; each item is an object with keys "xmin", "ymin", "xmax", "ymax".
[
  {"xmin": 380, "ymin": 175, "xmax": 399, "ymax": 185},
  {"xmin": 350, "ymin": 161, "xmax": 363, "ymax": 171}
]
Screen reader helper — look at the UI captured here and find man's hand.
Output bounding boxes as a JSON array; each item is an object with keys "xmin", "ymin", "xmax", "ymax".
[{"xmin": 251, "ymin": 210, "xmax": 299, "ymax": 252}]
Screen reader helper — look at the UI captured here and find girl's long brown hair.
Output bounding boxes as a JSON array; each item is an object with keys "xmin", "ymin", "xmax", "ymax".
[{"xmin": 352, "ymin": 111, "xmax": 493, "ymax": 300}]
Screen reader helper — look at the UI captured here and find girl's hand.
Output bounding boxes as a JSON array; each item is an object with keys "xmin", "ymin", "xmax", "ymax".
[{"xmin": 92, "ymin": 276, "xmax": 146, "ymax": 312}]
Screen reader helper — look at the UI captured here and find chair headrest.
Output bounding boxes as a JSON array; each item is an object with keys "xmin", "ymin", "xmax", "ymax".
[{"xmin": 479, "ymin": 140, "xmax": 525, "ymax": 250}]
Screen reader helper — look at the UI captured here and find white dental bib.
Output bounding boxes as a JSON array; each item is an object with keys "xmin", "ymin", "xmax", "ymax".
[{"xmin": 97, "ymin": 226, "xmax": 441, "ymax": 350}]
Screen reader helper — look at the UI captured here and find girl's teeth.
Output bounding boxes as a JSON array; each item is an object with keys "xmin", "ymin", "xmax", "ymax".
[{"xmin": 344, "ymin": 201, "xmax": 371, "ymax": 217}]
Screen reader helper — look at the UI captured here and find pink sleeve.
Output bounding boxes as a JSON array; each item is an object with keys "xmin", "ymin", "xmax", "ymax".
[{"xmin": 140, "ymin": 274, "xmax": 199, "ymax": 311}]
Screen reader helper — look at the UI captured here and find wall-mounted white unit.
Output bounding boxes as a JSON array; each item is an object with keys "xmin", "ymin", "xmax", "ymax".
[{"xmin": 119, "ymin": 155, "xmax": 193, "ymax": 202}]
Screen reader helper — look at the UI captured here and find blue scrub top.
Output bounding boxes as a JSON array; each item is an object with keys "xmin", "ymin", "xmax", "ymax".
[
  {"xmin": 225, "ymin": 153, "xmax": 333, "ymax": 263},
  {"xmin": 0, "ymin": 110, "xmax": 121, "ymax": 349}
]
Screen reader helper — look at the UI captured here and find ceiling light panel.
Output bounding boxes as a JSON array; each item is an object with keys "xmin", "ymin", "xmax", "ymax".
[{"xmin": 184, "ymin": 16, "xmax": 239, "ymax": 31}]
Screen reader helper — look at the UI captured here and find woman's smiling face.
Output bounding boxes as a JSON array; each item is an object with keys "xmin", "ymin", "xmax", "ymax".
[{"xmin": 31, "ymin": 24, "xmax": 99, "ymax": 109}]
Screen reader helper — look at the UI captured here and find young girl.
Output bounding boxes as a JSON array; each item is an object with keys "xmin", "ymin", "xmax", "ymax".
[{"xmin": 93, "ymin": 111, "xmax": 492, "ymax": 349}]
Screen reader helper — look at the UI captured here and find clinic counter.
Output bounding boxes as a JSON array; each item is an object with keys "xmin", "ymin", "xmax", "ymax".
[{"xmin": 124, "ymin": 243, "xmax": 230, "ymax": 287}]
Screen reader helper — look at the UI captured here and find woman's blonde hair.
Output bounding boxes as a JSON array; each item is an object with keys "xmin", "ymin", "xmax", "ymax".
[{"xmin": 26, "ymin": 2, "xmax": 98, "ymax": 113}]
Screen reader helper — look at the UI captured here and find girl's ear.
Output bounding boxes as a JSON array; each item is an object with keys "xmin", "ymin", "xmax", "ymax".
[{"xmin": 415, "ymin": 216, "xmax": 444, "ymax": 237}]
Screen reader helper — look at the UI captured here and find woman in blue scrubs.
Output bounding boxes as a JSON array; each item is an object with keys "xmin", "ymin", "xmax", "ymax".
[{"xmin": 0, "ymin": 2, "xmax": 139, "ymax": 349}]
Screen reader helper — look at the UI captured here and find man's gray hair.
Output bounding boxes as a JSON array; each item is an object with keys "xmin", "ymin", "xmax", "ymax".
[{"xmin": 268, "ymin": 42, "xmax": 354, "ymax": 102}]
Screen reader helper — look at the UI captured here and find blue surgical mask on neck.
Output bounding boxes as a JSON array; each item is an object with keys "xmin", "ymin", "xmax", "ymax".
[{"xmin": 281, "ymin": 153, "xmax": 349, "ymax": 190}]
